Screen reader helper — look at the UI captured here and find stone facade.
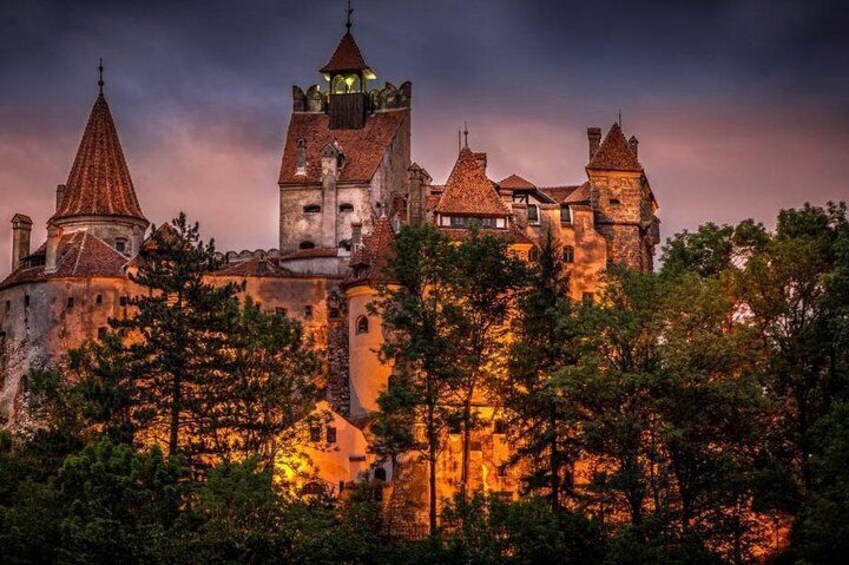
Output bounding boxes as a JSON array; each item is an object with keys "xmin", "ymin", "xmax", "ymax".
[{"xmin": 0, "ymin": 22, "xmax": 661, "ymax": 521}]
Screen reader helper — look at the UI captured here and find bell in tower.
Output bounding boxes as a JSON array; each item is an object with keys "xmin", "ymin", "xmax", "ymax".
[{"xmin": 320, "ymin": 6, "xmax": 375, "ymax": 129}]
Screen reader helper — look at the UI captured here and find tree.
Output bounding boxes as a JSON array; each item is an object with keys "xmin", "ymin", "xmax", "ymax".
[
  {"xmin": 502, "ymin": 229, "xmax": 582, "ymax": 512},
  {"xmin": 371, "ymin": 223, "xmax": 464, "ymax": 535},
  {"xmin": 447, "ymin": 226, "xmax": 528, "ymax": 500}
]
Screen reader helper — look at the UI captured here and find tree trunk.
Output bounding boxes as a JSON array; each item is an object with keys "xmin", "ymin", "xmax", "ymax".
[
  {"xmin": 169, "ymin": 371, "xmax": 181, "ymax": 457},
  {"xmin": 549, "ymin": 409, "xmax": 561, "ymax": 513},
  {"xmin": 429, "ymin": 433, "xmax": 438, "ymax": 536},
  {"xmin": 460, "ymin": 399, "xmax": 471, "ymax": 502}
]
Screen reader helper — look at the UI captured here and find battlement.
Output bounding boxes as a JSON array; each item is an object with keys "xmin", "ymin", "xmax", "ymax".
[{"xmin": 292, "ymin": 81, "xmax": 412, "ymax": 114}]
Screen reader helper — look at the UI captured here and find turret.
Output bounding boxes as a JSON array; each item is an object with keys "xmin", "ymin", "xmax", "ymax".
[{"xmin": 10, "ymin": 214, "xmax": 32, "ymax": 271}]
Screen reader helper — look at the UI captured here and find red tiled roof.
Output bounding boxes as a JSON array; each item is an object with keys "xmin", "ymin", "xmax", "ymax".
[
  {"xmin": 347, "ymin": 216, "xmax": 394, "ymax": 285},
  {"xmin": 320, "ymin": 31, "xmax": 371, "ymax": 74},
  {"xmin": 280, "ymin": 248, "xmax": 339, "ymax": 260},
  {"xmin": 587, "ymin": 123, "xmax": 642, "ymax": 172},
  {"xmin": 52, "ymin": 94, "xmax": 147, "ymax": 223},
  {"xmin": 0, "ymin": 231, "xmax": 128, "ymax": 289},
  {"xmin": 278, "ymin": 110, "xmax": 408, "ymax": 185},
  {"xmin": 539, "ymin": 182, "xmax": 591, "ymax": 204},
  {"xmin": 564, "ymin": 181, "xmax": 592, "ymax": 203},
  {"xmin": 435, "ymin": 148, "xmax": 510, "ymax": 217},
  {"xmin": 498, "ymin": 174, "xmax": 536, "ymax": 190},
  {"xmin": 425, "ymin": 194, "xmax": 442, "ymax": 212},
  {"xmin": 212, "ymin": 257, "xmax": 282, "ymax": 276}
]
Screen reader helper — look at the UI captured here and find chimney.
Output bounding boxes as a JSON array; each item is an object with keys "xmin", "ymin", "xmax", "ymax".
[
  {"xmin": 45, "ymin": 224, "xmax": 61, "ymax": 273},
  {"xmin": 11, "ymin": 214, "xmax": 33, "ymax": 271},
  {"xmin": 320, "ymin": 143, "xmax": 339, "ymax": 249},
  {"xmin": 55, "ymin": 184, "xmax": 66, "ymax": 211},
  {"xmin": 351, "ymin": 222, "xmax": 362, "ymax": 249},
  {"xmin": 407, "ymin": 164, "xmax": 430, "ymax": 227},
  {"xmin": 628, "ymin": 135, "xmax": 639, "ymax": 159},
  {"xmin": 587, "ymin": 127, "xmax": 602, "ymax": 160},
  {"xmin": 296, "ymin": 138, "xmax": 307, "ymax": 176}
]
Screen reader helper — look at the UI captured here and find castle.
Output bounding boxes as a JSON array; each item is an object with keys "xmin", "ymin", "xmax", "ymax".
[{"xmin": 0, "ymin": 22, "xmax": 660, "ymax": 500}]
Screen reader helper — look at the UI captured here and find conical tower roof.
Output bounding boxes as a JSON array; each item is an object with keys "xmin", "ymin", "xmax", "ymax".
[
  {"xmin": 52, "ymin": 92, "xmax": 146, "ymax": 223},
  {"xmin": 435, "ymin": 148, "xmax": 510, "ymax": 217},
  {"xmin": 320, "ymin": 31, "xmax": 372, "ymax": 74},
  {"xmin": 587, "ymin": 122, "xmax": 643, "ymax": 172}
]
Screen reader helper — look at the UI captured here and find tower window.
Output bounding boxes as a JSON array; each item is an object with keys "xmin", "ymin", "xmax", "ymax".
[
  {"xmin": 115, "ymin": 238, "xmax": 128, "ymax": 254},
  {"xmin": 96, "ymin": 294, "xmax": 103, "ymax": 305},
  {"xmin": 326, "ymin": 426, "xmax": 337, "ymax": 444},
  {"xmin": 560, "ymin": 204, "xmax": 572, "ymax": 224},
  {"xmin": 67, "ymin": 297, "xmax": 74, "ymax": 309},
  {"xmin": 299, "ymin": 241, "xmax": 316, "ymax": 250},
  {"xmin": 563, "ymin": 246, "xmax": 575, "ymax": 263},
  {"xmin": 304, "ymin": 305, "xmax": 313, "ymax": 320},
  {"xmin": 356, "ymin": 315, "xmax": 369, "ymax": 334},
  {"xmin": 339, "ymin": 203, "xmax": 354, "ymax": 213},
  {"xmin": 527, "ymin": 204, "xmax": 539, "ymax": 224},
  {"xmin": 24, "ymin": 295, "xmax": 30, "ymax": 308},
  {"xmin": 310, "ymin": 426, "xmax": 322, "ymax": 442},
  {"xmin": 303, "ymin": 204, "xmax": 321, "ymax": 214}
]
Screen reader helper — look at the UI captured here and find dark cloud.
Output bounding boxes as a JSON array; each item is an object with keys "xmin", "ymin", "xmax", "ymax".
[{"xmin": 1, "ymin": 0, "xmax": 848, "ymax": 276}]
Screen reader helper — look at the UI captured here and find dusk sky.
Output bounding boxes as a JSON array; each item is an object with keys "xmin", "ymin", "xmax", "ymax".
[{"xmin": 1, "ymin": 0, "xmax": 847, "ymax": 277}]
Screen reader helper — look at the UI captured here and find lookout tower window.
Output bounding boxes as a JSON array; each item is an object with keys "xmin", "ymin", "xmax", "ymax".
[{"xmin": 356, "ymin": 315, "xmax": 369, "ymax": 335}]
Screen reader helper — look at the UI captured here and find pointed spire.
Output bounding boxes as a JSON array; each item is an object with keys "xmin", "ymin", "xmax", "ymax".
[
  {"xmin": 320, "ymin": 29, "xmax": 372, "ymax": 75},
  {"xmin": 98, "ymin": 58, "xmax": 104, "ymax": 95},
  {"xmin": 463, "ymin": 121, "xmax": 469, "ymax": 148},
  {"xmin": 586, "ymin": 122, "xmax": 643, "ymax": 172},
  {"xmin": 51, "ymin": 89, "xmax": 147, "ymax": 223},
  {"xmin": 346, "ymin": 0, "xmax": 353, "ymax": 31}
]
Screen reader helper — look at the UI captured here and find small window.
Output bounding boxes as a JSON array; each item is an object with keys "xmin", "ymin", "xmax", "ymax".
[
  {"xmin": 449, "ymin": 216, "xmax": 466, "ymax": 228},
  {"xmin": 304, "ymin": 305, "xmax": 313, "ymax": 320},
  {"xmin": 339, "ymin": 203, "xmax": 354, "ymax": 213},
  {"xmin": 373, "ymin": 468, "xmax": 387, "ymax": 481},
  {"xmin": 563, "ymin": 246, "xmax": 575, "ymax": 263},
  {"xmin": 326, "ymin": 426, "xmax": 337, "ymax": 444},
  {"xmin": 560, "ymin": 204, "xmax": 572, "ymax": 224},
  {"xmin": 67, "ymin": 297, "xmax": 74, "ymax": 309},
  {"xmin": 24, "ymin": 295, "xmax": 30, "ymax": 308},
  {"xmin": 96, "ymin": 294, "xmax": 103, "ymax": 305},
  {"xmin": 303, "ymin": 204, "xmax": 321, "ymax": 214},
  {"xmin": 339, "ymin": 240, "xmax": 352, "ymax": 251},
  {"xmin": 4, "ymin": 300, "xmax": 10, "ymax": 313},
  {"xmin": 119, "ymin": 296, "xmax": 129, "ymax": 307},
  {"xmin": 610, "ymin": 198, "xmax": 621, "ymax": 206},
  {"xmin": 310, "ymin": 426, "xmax": 322, "ymax": 442},
  {"xmin": 356, "ymin": 315, "xmax": 369, "ymax": 334},
  {"xmin": 275, "ymin": 307, "xmax": 287, "ymax": 317},
  {"xmin": 527, "ymin": 204, "xmax": 539, "ymax": 224},
  {"xmin": 299, "ymin": 241, "xmax": 315, "ymax": 250},
  {"xmin": 478, "ymin": 217, "xmax": 496, "ymax": 228},
  {"xmin": 493, "ymin": 419, "xmax": 507, "ymax": 434},
  {"xmin": 115, "ymin": 238, "xmax": 128, "ymax": 254}
]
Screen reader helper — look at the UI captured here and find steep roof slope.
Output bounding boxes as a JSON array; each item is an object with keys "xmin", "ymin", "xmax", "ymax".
[
  {"xmin": 435, "ymin": 148, "xmax": 510, "ymax": 217},
  {"xmin": 587, "ymin": 122, "xmax": 642, "ymax": 172},
  {"xmin": 52, "ymin": 94, "xmax": 146, "ymax": 222},
  {"xmin": 320, "ymin": 31, "xmax": 371, "ymax": 73}
]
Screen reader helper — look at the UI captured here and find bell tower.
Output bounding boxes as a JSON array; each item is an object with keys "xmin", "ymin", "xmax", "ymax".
[{"xmin": 320, "ymin": 5, "xmax": 376, "ymax": 129}]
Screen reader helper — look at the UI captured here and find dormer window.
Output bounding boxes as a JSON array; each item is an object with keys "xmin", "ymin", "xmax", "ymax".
[
  {"xmin": 304, "ymin": 204, "xmax": 321, "ymax": 214},
  {"xmin": 610, "ymin": 198, "xmax": 621, "ymax": 206},
  {"xmin": 560, "ymin": 205, "xmax": 572, "ymax": 224},
  {"xmin": 115, "ymin": 237, "xmax": 128, "ymax": 254}
]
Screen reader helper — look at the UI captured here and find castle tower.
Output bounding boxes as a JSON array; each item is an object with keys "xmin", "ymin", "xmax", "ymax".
[
  {"xmin": 47, "ymin": 65, "xmax": 148, "ymax": 269},
  {"xmin": 277, "ymin": 18, "xmax": 411, "ymax": 271},
  {"xmin": 585, "ymin": 123, "xmax": 659, "ymax": 271}
]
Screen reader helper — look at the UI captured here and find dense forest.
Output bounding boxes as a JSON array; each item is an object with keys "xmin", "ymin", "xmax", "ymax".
[{"xmin": 1, "ymin": 203, "xmax": 847, "ymax": 564}]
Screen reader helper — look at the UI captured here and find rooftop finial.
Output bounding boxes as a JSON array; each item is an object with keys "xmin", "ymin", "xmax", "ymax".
[
  {"xmin": 346, "ymin": 0, "xmax": 353, "ymax": 31},
  {"xmin": 98, "ymin": 58, "xmax": 104, "ymax": 95},
  {"xmin": 463, "ymin": 121, "xmax": 469, "ymax": 148},
  {"xmin": 618, "ymin": 109, "xmax": 622, "ymax": 128}
]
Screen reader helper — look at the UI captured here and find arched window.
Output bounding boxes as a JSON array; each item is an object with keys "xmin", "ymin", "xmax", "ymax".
[
  {"xmin": 299, "ymin": 241, "xmax": 316, "ymax": 250},
  {"xmin": 563, "ymin": 246, "xmax": 575, "ymax": 263},
  {"xmin": 333, "ymin": 76, "xmax": 347, "ymax": 94},
  {"xmin": 339, "ymin": 203, "xmax": 354, "ymax": 213},
  {"xmin": 303, "ymin": 204, "xmax": 321, "ymax": 214},
  {"xmin": 349, "ymin": 75, "xmax": 361, "ymax": 93},
  {"xmin": 356, "ymin": 315, "xmax": 369, "ymax": 335}
]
